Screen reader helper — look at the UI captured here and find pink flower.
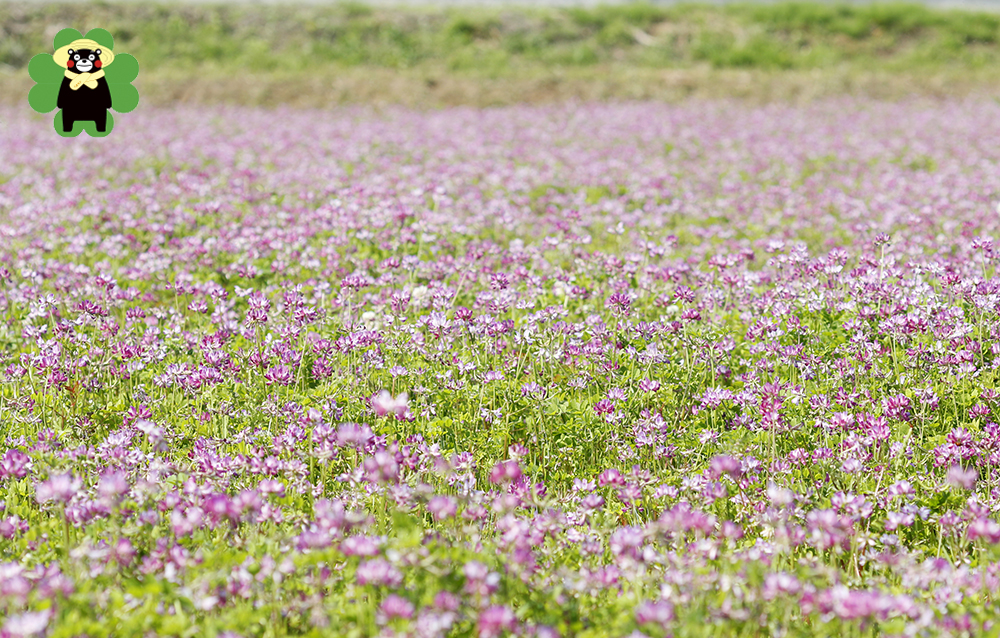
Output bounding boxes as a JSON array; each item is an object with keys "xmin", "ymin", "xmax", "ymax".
[
  {"xmin": 336, "ymin": 423, "xmax": 374, "ymax": 448},
  {"xmin": 363, "ymin": 451, "xmax": 400, "ymax": 484},
  {"xmin": 477, "ymin": 605, "xmax": 517, "ymax": 638},
  {"xmin": 946, "ymin": 465, "xmax": 977, "ymax": 490},
  {"xmin": 2, "ymin": 610, "xmax": 51, "ymax": 637},
  {"xmin": 593, "ymin": 399, "xmax": 615, "ymax": 415},
  {"xmin": 0, "ymin": 450, "xmax": 30, "ymax": 480},
  {"xmin": 580, "ymin": 493, "xmax": 605, "ymax": 513},
  {"xmin": 35, "ymin": 473, "xmax": 81, "ymax": 505},
  {"xmin": 489, "ymin": 460, "xmax": 521, "ymax": 485},
  {"xmin": 709, "ymin": 455, "xmax": 742, "ymax": 480},
  {"xmin": 638, "ymin": 378, "xmax": 660, "ymax": 393},
  {"xmin": 433, "ymin": 591, "xmax": 460, "ymax": 611},
  {"xmin": 967, "ymin": 518, "xmax": 1000, "ymax": 544},
  {"xmin": 428, "ymin": 496, "xmax": 457, "ymax": 521},
  {"xmin": 341, "ymin": 535, "xmax": 379, "ymax": 557},
  {"xmin": 598, "ymin": 468, "xmax": 624, "ymax": 487},
  {"xmin": 372, "ymin": 390, "xmax": 409, "ymax": 418},
  {"xmin": 97, "ymin": 470, "xmax": 129, "ymax": 500},
  {"xmin": 263, "ymin": 364, "xmax": 294, "ymax": 386},
  {"xmin": 356, "ymin": 559, "xmax": 403, "ymax": 587},
  {"xmin": 379, "ymin": 594, "xmax": 415, "ymax": 622},
  {"xmin": 635, "ymin": 600, "xmax": 674, "ymax": 626},
  {"xmin": 606, "ymin": 292, "xmax": 632, "ymax": 316},
  {"xmin": 720, "ymin": 521, "xmax": 743, "ymax": 540}
]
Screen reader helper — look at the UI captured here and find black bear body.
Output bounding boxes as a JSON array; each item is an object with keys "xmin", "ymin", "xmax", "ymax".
[{"xmin": 57, "ymin": 48, "xmax": 112, "ymax": 133}]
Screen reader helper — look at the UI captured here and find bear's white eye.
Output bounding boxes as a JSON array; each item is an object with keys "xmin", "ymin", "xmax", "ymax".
[{"xmin": 88, "ymin": 55, "xmax": 95, "ymax": 60}]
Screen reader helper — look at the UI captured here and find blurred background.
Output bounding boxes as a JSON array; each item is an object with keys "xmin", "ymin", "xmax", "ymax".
[{"xmin": 4, "ymin": 0, "xmax": 1000, "ymax": 108}]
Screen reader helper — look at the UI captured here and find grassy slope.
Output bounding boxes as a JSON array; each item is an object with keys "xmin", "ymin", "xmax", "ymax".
[{"xmin": 3, "ymin": 1, "xmax": 1000, "ymax": 106}]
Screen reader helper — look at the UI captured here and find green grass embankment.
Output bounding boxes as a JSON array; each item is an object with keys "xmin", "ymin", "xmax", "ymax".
[{"xmin": 3, "ymin": 1, "xmax": 1000, "ymax": 106}]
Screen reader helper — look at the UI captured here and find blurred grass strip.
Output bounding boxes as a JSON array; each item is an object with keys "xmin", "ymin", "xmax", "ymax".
[
  {"xmin": 3, "ymin": 1, "xmax": 1000, "ymax": 105},
  {"xmin": 5, "ymin": 65, "xmax": 996, "ymax": 109}
]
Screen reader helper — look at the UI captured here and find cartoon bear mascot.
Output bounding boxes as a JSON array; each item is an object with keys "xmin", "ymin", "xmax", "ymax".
[{"xmin": 53, "ymin": 39, "xmax": 115, "ymax": 133}]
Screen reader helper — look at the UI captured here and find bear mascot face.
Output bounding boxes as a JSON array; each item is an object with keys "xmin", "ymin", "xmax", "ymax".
[{"xmin": 67, "ymin": 48, "xmax": 102, "ymax": 73}]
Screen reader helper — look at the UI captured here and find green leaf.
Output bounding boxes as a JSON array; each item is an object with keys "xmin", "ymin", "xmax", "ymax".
[
  {"xmin": 28, "ymin": 83, "xmax": 59, "ymax": 113},
  {"xmin": 111, "ymin": 83, "xmax": 140, "ymax": 113},
  {"xmin": 84, "ymin": 28, "xmax": 116, "ymax": 52},
  {"xmin": 107, "ymin": 53, "xmax": 140, "ymax": 84},
  {"xmin": 52, "ymin": 28, "xmax": 83, "ymax": 51},
  {"xmin": 28, "ymin": 54, "xmax": 64, "ymax": 83}
]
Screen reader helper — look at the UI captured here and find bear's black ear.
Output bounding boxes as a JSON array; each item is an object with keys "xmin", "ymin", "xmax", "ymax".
[
  {"xmin": 67, "ymin": 49, "xmax": 74, "ymax": 56},
  {"xmin": 95, "ymin": 49, "xmax": 102, "ymax": 56}
]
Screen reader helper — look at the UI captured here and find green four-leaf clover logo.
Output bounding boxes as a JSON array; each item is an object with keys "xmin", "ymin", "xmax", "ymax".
[{"xmin": 28, "ymin": 28, "xmax": 139, "ymax": 138}]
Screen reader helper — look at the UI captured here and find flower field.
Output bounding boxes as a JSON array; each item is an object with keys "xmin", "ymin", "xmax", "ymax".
[{"xmin": 2, "ymin": 98, "xmax": 1000, "ymax": 636}]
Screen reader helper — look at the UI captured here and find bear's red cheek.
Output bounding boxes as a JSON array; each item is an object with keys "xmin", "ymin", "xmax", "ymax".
[
  {"xmin": 94, "ymin": 60, "xmax": 101, "ymax": 69},
  {"xmin": 67, "ymin": 60, "xmax": 74, "ymax": 68}
]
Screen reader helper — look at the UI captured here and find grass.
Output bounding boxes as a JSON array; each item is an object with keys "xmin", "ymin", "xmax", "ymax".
[{"xmin": 4, "ymin": 1, "xmax": 1000, "ymax": 105}]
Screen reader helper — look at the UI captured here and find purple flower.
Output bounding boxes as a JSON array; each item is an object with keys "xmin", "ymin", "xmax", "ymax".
[
  {"xmin": 841, "ymin": 457, "xmax": 863, "ymax": 474},
  {"xmin": 593, "ymin": 399, "xmax": 615, "ymax": 415},
  {"xmin": 700, "ymin": 387, "xmax": 734, "ymax": 409},
  {"xmin": 115, "ymin": 538, "xmax": 136, "ymax": 564},
  {"xmin": 203, "ymin": 493, "xmax": 240, "ymax": 525},
  {"xmin": 883, "ymin": 394, "xmax": 912, "ymax": 421},
  {"xmin": 379, "ymin": 594, "xmax": 415, "ymax": 622},
  {"xmin": 372, "ymin": 390, "xmax": 409, "ymax": 417},
  {"xmin": 2, "ymin": 610, "xmax": 51, "ymax": 637},
  {"xmin": 171, "ymin": 506, "xmax": 204, "ymax": 537},
  {"xmin": 97, "ymin": 470, "xmax": 129, "ymax": 500},
  {"xmin": 341, "ymin": 535, "xmax": 380, "ymax": 557},
  {"xmin": 967, "ymin": 518, "xmax": 1000, "ymax": 543},
  {"xmin": 363, "ymin": 451, "xmax": 400, "ymax": 484},
  {"xmin": 35, "ymin": 473, "xmax": 81, "ymax": 505},
  {"xmin": 489, "ymin": 460, "xmax": 522, "ymax": 485},
  {"xmin": 606, "ymin": 388, "xmax": 626, "ymax": 402},
  {"xmin": 581, "ymin": 493, "xmax": 605, "ymax": 513},
  {"xmin": 0, "ymin": 450, "xmax": 30, "ymax": 480},
  {"xmin": 606, "ymin": 292, "xmax": 632, "ymax": 316},
  {"xmin": 520, "ymin": 382, "xmax": 545, "ymax": 399},
  {"xmin": 263, "ymin": 364, "xmax": 294, "ymax": 386},
  {"xmin": 609, "ymin": 526, "xmax": 645, "ymax": 560},
  {"xmin": 0, "ymin": 516, "xmax": 27, "ymax": 540},
  {"xmin": 946, "ymin": 465, "xmax": 977, "ymax": 490},
  {"xmin": 477, "ymin": 605, "xmax": 517, "ymax": 638},
  {"xmin": 483, "ymin": 370, "xmax": 505, "ymax": 383},
  {"xmin": 598, "ymin": 468, "xmax": 624, "ymax": 487},
  {"xmin": 356, "ymin": 559, "xmax": 403, "ymax": 587},
  {"xmin": 464, "ymin": 561, "xmax": 501, "ymax": 597},
  {"xmin": 720, "ymin": 521, "xmax": 743, "ymax": 540},
  {"xmin": 336, "ymin": 423, "xmax": 374, "ymax": 448},
  {"xmin": 258, "ymin": 479, "xmax": 286, "ymax": 496},
  {"xmin": 762, "ymin": 573, "xmax": 801, "ymax": 600},
  {"xmin": 428, "ymin": 496, "xmax": 458, "ymax": 521},
  {"xmin": 709, "ymin": 455, "xmax": 742, "ymax": 480},
  {"xmin": 638, "ymin": 378, "xmax": 660, "ymax": 393},
  {"xmin": 635, "ymin": 600, "xmax": 674, "ymax": 626},
  {"xmin": 433, "ymin": 591, "xmax": 460, "ymax": 611}
]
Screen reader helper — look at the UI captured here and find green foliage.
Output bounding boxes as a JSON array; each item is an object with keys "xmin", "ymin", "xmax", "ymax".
[
  {"xmin": 693, "ymin": 33, "xmax": 797, "ymax": 70},
  {"xmin": 3, "ymin": 1, "xmax": 1000, "ymax": 77}
]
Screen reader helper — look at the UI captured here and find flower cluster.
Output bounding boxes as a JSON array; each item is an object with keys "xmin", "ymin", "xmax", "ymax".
[{"xmin": 1, "ymin": 98, "xmax": 1000, "ymax": 636}]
